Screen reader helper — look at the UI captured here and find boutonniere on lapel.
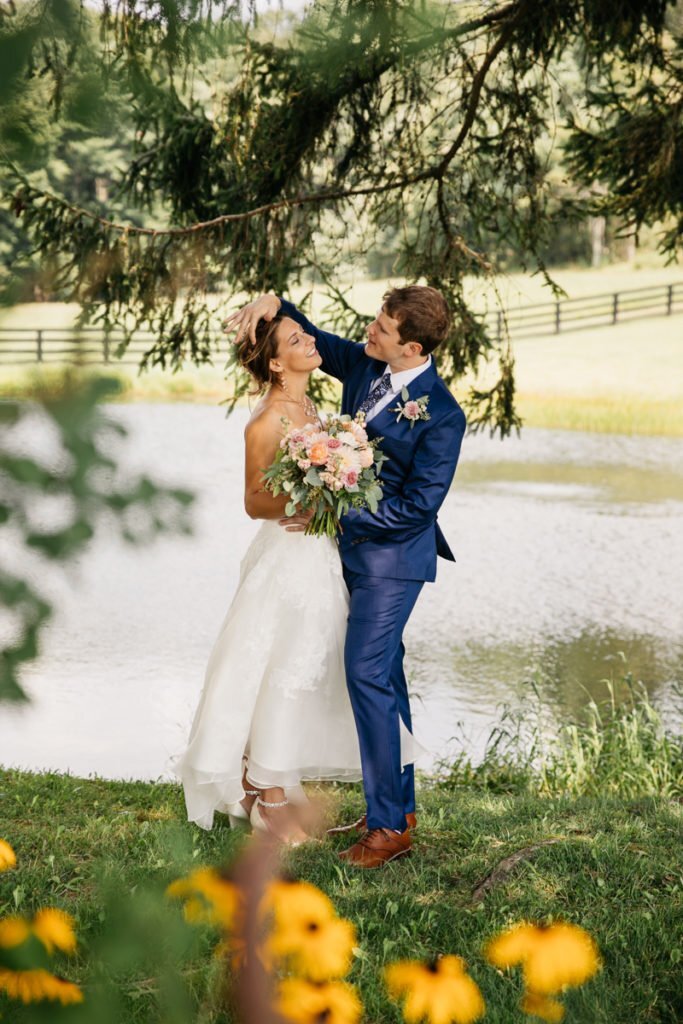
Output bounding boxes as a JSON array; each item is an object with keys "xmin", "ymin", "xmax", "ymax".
[{"xmin": 390, "ymin": 387, "xmax": 431, "ymax": 428}]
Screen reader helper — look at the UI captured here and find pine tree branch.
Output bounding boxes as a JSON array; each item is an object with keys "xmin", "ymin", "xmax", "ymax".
[{"xmin": 7, "ymin": 1, "xmax": 526, "ymax": 240}]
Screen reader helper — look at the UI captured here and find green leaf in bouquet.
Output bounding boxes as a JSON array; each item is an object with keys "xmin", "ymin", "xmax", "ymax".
[
  {"xmin": 285, "ymin": 501, "xmax": 297, "ymax": 516},
  {"xmin": 367, "ymin": 493, "xmax": 379, "ymax": 514},
  {"xmin": 401, "ymin": 386, "xmax": 410, "ymax": 400},
  {"xmin": 304, "ymin": 467, "xmax": 322, "ymax": 486},
  {"xmin": 282, "ymin": 480, "xmax": 293, "ymax": 492}
]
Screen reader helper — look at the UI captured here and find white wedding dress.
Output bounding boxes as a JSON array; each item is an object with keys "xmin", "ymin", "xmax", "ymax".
[{"xmin": 171, "ymin": 519, "xmax": 423, "ymax": 831}]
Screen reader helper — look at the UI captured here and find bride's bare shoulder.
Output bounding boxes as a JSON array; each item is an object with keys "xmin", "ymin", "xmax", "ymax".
[{"xmin": 244, "ymin": 397, "xmax": 290, "ymax": 440}]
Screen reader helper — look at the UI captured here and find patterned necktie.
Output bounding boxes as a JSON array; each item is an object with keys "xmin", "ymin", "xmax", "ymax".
[{"xmin": 357, "ymin": 372, "xmax": 393, "ymax": 418}]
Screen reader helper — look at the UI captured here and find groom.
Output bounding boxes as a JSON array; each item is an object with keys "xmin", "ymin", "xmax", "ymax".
[{"xmin": 230, "ymin": 286, "xmax": 466, "ymax": 867}]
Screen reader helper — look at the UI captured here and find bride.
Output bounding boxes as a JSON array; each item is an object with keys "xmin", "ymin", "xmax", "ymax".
[{"xmin": 170, "ymin": 311, "xmax": 364, "ymax": 844}]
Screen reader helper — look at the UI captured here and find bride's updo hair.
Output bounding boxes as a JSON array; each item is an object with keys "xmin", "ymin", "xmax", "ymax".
[{"xmin": 236, "ymin": 315, "xmax": 284, "ymax": 393}]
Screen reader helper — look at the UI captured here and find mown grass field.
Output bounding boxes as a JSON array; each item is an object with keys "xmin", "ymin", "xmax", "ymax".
[
  {"xmin": 1, "ymin": 768, "xmax": 682, "ymax": 1023},
  {"xmin": 1, "ymin": 263, "xmax": 682, "ymax": 435}
]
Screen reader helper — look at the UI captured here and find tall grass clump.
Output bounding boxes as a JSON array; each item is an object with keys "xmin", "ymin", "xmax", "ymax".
[{"xmin": 439, "ymin": 671, "xmax": 683, "ymax": 798}]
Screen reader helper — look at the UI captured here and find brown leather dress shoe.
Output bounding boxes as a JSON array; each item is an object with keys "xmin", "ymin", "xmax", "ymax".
[
  {"xmin": 338, "ymin": 827, "xmax": 412, "ymax": 868},
  {"xmin": 327, "ymin": 812, "xmax": 417, "ymax": 836}
]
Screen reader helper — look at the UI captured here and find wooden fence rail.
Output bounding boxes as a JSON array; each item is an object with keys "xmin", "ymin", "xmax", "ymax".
[{"xmin": 1, "ymin": 280, "xmax": 682, "ymax": 365}]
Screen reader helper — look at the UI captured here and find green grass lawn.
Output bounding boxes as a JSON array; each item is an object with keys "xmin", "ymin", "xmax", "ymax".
[
  {"xmin": 1, "ymin": 263, "xmax": 682, "ymax": 435},
  {"xmin": 1, "ymin": 768, "xmax": 681, "ymax": 1023}
]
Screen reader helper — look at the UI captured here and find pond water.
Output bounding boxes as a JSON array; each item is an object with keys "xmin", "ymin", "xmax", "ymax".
[{"xmin": 1, "ymin": 404, "xmax": 682, "ymax": 782}]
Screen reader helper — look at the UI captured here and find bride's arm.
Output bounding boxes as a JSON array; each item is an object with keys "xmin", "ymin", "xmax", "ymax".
[{"xmin": 244, "ymin": 413, "xmax": 290, "ymax": 520}]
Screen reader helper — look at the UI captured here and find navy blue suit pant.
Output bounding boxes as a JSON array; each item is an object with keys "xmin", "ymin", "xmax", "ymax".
[{"xmin": 342, "ymin": 566, "xmax": 423, "ymax": 832}]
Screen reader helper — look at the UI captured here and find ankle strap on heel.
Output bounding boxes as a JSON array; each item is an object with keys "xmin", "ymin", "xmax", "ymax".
[{"xmin": 257, "ymin": 796, "xmax": 289, "ymax": 809}]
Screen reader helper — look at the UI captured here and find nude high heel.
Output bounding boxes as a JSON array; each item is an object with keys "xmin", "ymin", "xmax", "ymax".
[
  {"xmin": 227, "ymin": 787, "xmax": 259, "ymax": 830},
  {"xmin": 250, "ymin": 796, "xmax": 306, "ymax": 847}
]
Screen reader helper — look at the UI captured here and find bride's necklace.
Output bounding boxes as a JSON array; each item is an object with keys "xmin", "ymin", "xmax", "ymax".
[{"xmin": 272, "ymin": 385, "xmax": 319, "ymax": 423}]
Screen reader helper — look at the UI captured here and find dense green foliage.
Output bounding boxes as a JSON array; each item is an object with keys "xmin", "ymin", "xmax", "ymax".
[{"xmin": 1, "ymin": 1, "xmax": 682, "ymax": 434}]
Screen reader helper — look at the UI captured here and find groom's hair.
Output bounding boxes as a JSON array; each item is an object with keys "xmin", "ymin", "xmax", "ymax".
[
  {"xmin": 383, "ymin": 285, "xmax": 451, "ymax": 355},
  {"xmin": 237, "ymin": 315, "xmax": 284, "ymax": 392}
]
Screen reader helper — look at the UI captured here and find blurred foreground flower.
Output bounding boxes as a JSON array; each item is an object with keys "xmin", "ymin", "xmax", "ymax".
[
  {"xmin": 276, "ymin": 977, "xmax": 362, "ymax": 1024},
  {"xmin": 384, "ymin": 955, "xmax": 485, "ymax": 1024},
  {"xmin": 485, "ymin": 920, "xmax": 600, "ymax": 1020},
  {"xmin": 166, "ymin": 866, "xmax": 241, "ymax": 930},
  {"xmin": 485, "ymin": 921, "xmax": 600, "ymax": 994},
  {"xmin": 0, "ymin": 967, "xmax": 83, "ymax": 1005},
  {"xmin": 520, "ymin": 990, "xmax": 566, "ymax": 1022},
  {"xmin": 32, "ymin": 908, "xmax": 78, "ymax": 955},
  {"xmin": 0, "ymin": 840, "xmax": 16, "ymax": 872},
  {"xmin": 264, "ymin": 879, "xmax": 356, "ymax": 981},
  {"xmin": 0, "ymin": 907, "xmax": 82, "ymax": 1006}
]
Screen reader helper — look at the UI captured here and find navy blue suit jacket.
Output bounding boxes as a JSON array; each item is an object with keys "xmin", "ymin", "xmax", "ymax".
[{"xmin": 278, "ymin": 298, "xmax": 466, "ymax": 582}]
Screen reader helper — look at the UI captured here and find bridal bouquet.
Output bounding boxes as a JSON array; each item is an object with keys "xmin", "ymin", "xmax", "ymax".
[{"xmin": 262, "ymin": 413, "xmax": 387, "ymax": 538}]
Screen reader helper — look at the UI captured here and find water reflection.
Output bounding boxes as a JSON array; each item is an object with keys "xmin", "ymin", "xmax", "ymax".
[
  {"xmin": 458, "ymin": 461, "xmax": 683, "ymax": 506},
  {"xmin": 445, "ymin": 628, "xmax": 683, "ymax": 717}
]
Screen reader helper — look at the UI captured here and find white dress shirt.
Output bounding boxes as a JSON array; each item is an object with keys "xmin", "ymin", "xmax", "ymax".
[{"xmin": 363, "ymin": 354, "xmax": 433, "ymax": 424}]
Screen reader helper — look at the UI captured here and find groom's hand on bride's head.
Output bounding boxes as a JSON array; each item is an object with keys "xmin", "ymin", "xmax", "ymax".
[
  {"xmin": 279, "ymin": 508, "xmax": 314, "ymax": 532},
  {"xmin": 221, "ymin": 294, "xmax": 281, "ymax": 346}
]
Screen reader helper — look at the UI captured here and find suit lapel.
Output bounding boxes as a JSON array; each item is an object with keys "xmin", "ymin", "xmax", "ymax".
[{"xmin": 369, "ymin": 359, "xmax": 439, "ymax": 431}]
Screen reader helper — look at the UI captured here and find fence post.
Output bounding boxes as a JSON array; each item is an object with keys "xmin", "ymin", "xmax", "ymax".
[
  {"xmin": 612, "ymin": 292, "xmax": 619, "ymax": 324},
  {"xmin": 36, "ymin": 330, "xmax": 43, "ymax": 362},
  {"xmin": 667, "ymin": 284, "xmax": 673, "ymax": 315},
  {"xmin": 555, "ymin": 301, "xmax": 561, "ymax": 334},
  {"xmin": 103, "ymin": 329, "xmax": 110, "ymax": 363},
  {"xmin": 496, "ymin": 310, "xmax": 502, "ymax": 342}
]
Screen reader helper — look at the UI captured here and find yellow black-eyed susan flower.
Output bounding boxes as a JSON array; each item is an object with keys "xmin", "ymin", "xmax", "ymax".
[
  {"xmin": 263, "ymin": 879, "xmax": 356, "ymax": 982},
  {"xmin": 521, "ymin": 990, "xmax": 565, "ymax": 1022},
  {"xmin": 0, "ymin": 967, "xmax": 83, "ymax": 1005},
  {"xmin": 485, "ymin": 921, "xmax": 600, "ymax": 995},
  {"xmin": 0, "ymin": 917, "xmax": 31, "ymax": 950},
  {"xmin": 384, "ymin": 955, "xmax": 485, "ymax": 1024},
  {"xmin": 275, "ymin": 977, "xmax": 362, "ymax": 1024},
  {"xmin": 32, "ymin": 909, "xmax": 77, "ymax": 956},
  {"xmin": 0, "ymin": 841, "xmax": 16, "ymax": 873},
  {"xmin": 263, "ymin": 879, "xmax": 336, "ymax": 928},
  {"xmin": 166, "ymin": 867, "xmax": 241, "ymax": 930},
  {"xmin": 267, "ymin": 913, "xmax": 356, "ymax": 982}
]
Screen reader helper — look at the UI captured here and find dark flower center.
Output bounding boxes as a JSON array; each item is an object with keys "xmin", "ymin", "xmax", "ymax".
[
  {"xmin": 426, "ymin": 958, "xmax": 440, "ymax": 973},
  {"xmin": 307, "ymin": 921, "xmax": 320, "ymax": 932},
  {"xmin": 315, "ymin": 1012, "xmax": 331, "ymax": 1023}
]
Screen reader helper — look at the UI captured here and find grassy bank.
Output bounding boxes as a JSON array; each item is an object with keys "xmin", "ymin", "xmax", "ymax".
[{"xmin": 1, "ymin": 768, "xmax": 681, "ymax": 1023}]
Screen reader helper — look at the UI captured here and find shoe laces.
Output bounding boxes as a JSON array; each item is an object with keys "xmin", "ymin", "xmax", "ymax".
[{"xmin": 358, "ymin": 827, "xmax": 394, "ymax": 849}]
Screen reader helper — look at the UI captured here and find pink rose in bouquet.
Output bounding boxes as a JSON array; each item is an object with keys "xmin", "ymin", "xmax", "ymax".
[{"xmin": 262, "ymin": 413, "xmax": 387, "ymax": 537}]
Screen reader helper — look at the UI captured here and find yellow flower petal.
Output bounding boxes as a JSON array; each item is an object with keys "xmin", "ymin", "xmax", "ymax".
[
  {"xmin": 521, "ymin": 990, "xmax": 566, "ymax": 1022},
  {"xmin": 0, "ymin": 917, "xmax": 31, "ymax": 949},
  {"xmin": 523, "ymin": 923, "xmax": 601, "ymax": 995},
  {"xmin": 0, "ymin": 841, "xmax": 16, "ymax": 873},
  {"xmin": 485, "ymin": 923, "xmax": 540, "ymax": 969},
  {"xmin": 385, "ymin": 957, "xmax": 485, "ymax": 1024},
  {"xmin": 276, "ymin": 977, "xmax": 361, "ymax": 1024},
  {"xmin": 264, "ymin": 879, "xmax": 336, "ymax": 928},
  {"xmin": 166, "ymin": 867, "xmax": 240, "ymax": 930},
  {"xmin": 0, "ymin": 968, "xmax": 83, "ymax": 1004},
  {"xmin": 32, "ymin": 908, "xmax": 77, "ymax": 955},
  {"xmin": 268, "ymin": 915, "xmax": 356, "ymax": 981}
]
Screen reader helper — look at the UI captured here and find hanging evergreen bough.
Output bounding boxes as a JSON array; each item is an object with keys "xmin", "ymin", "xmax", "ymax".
[{"xmin": 2, "ymin": 0, "xmax": 682, "ymax": 435}]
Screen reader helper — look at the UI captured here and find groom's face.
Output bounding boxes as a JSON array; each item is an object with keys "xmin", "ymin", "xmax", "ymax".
[{"xmin": 365, "ymin": 305, "xmax": 422, "ymax": 365}]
